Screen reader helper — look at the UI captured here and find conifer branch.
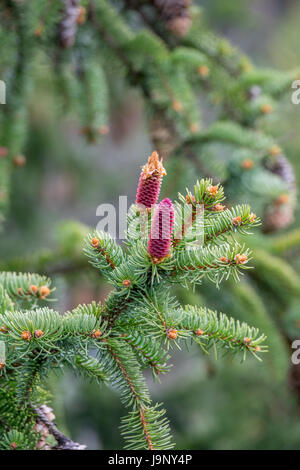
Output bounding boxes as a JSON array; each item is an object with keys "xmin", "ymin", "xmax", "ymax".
[
  {"xmin": 179, "ymin": 305, "xmax": 267, "ymax": 358},
  {"xmin": 121, "ymin": 331, "xmax": 170, "ymax": 376},
  {"xmin": 0, "ymin": 153, "xmax": 267, "ymax": 449},
  {"xmin": 30, "ymin": 404, "xmax": 86, "ymax": 450},
  {"xmin": 106, "ymin": 343, "xmax": 143, "ymax": 405},
  {"xmin": 120, "ymin": 403, "xmax": 174, "ymax": 450},
  {"xmin": 139, "ymin": 406, "xmax": 154, "ymax": 450},
  {"xmin": 1, "ymin": 0, "xmax": 294, "ymax": 448}
]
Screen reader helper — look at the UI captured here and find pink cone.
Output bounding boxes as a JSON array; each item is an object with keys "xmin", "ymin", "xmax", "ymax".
[
  {"xmin": 148, "ymin": 198, "xmax": 174, "ymax": 261},
  {"xmin": 136, "ymin": 151, "xmax": 166, "ymax": 209}
]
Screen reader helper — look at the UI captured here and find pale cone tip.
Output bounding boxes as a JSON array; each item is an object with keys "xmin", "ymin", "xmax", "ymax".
[{"xmin": 141, "ymin": 151, "xmax": 166, "ymax": 180}]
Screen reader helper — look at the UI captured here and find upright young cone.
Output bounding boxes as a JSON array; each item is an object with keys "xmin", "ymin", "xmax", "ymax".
[
  {"xmin": 136, "ymin": 151, "xmax": 166, "ymax": 209},
  {"xmin": 148, "ymin": 198, "xmax": 174, "ymax": 262}
]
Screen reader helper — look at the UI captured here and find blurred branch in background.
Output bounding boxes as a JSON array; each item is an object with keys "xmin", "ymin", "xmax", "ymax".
[{"xmin": 0, "ymin": 0, "xmax": 300, "ymax": 449}]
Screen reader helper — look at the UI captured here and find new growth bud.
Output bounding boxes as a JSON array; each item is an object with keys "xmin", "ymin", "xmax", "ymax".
[
  {"xmin": 195, "ymin": 329, "xmax": 204, "ymax": 336},
  {"xmin": 91, "ymin": 237, "xmax": 100, "ymax": 248},
  {"xmin": 213, "ymin": 204, "xmax": 225, "ymax": 211},
  {"xmin": 91, "ymin": 329, "xmax": 102, "ymax": 339},
  {"xmin": 232, "ymin": 216, "xmax": 242, "ymax": 226},
  {"xmin": 207, "ymin": 185, "xmax": 219, "ymax": 197},
  {"xmin": 198, "ymin": 65, "xmax": 210, "ymax": 77},
  {"xmin": 21, "ymin": 331, "xmax": 32, "ymax": 341},
  {"xmin": 234, "ymin": 254, "xmax": 248, "ymax": 265},
  {"xmin": 241, "ymin": 159, "xmax": 254, "ymax": 170},
  {"xmin": 167, "ymin": 328, "xmax": 178, "ymax": 340},
  {"xmin": 260, "ymin": 103, "xmax": 273, "ymax": 114},
  {"xmin": 29, "ymin": 285, "xmax": 38, "ymax": 294},
  {"xmin": 172, "ymin": 100, "xmax": 182, "ymax": 112},
  {"xmin": 40, "ymin": 286, "xmax": 51, "ymax": 298},
  {"xmin": 34, "ymin": 330, "xmax": 44, "ymax": 338}
]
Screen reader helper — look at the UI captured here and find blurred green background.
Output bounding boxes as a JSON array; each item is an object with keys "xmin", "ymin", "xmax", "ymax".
[{"xmin": 1, "ymin": 0, "xmax": 300, "ymax": 449}]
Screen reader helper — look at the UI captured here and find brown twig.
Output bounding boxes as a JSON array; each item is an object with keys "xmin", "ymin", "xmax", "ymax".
[
  {"xmin": 30, "ymin": 404, "xmax": 86, "ymax": 450},
  {"xmin": 139, "ymin": 407, "xmax": 154, "ymax": 450}
]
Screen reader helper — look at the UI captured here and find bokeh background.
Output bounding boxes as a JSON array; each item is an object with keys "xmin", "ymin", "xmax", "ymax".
[{"xmin": 1, "ymin": 0, "xmax": 300, "ymax": 449}]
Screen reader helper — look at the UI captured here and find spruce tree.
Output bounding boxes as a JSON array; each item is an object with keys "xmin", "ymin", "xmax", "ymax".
[
  {"xmin": 0, "ymin": 150, "xmax": 266, "ymax": 449},
  {"xmin": 0, "ymin": 0, "xmax": 299, "ymax": 449}
]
